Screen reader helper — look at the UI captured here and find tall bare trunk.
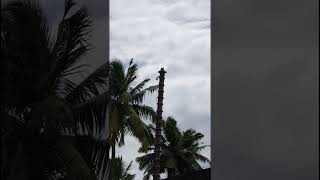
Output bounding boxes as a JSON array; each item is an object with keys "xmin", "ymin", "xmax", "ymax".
[{"xmin": 153, "ymin": 68, "xmax": 166, "ymax": 180}]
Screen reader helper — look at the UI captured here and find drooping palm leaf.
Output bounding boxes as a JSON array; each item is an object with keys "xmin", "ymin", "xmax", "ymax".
[
  {"xmin": 129, "ymin": 79, "xmax": 150, "ymax": 94},
  {"xmin": 131, "ymin": 85, "xmax": 158, "ymax": 105},
  {"xmin": 69, "ymin": 136, "xmax": 110, "ymax": 179},
  {"xmin": 72, "ymin": 91, "xmax": 109, "ymax": 135},
  {"xmin": 49, "ymin": 0, "xmax": 92, "ymax": 94},
  {"xmin": 65, "ymin": 62, "xmax": 109, "ymax": 104}
]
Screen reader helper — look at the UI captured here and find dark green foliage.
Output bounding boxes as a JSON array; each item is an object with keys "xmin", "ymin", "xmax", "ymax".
[
  {"xmin": 110, "ymin": 157, "xmax": 135, "ymax": 180},
  {"xmin": 109, "ymin": 59, "xmax": 157, "ymax": 157},
  {"xmin": 1, "ymin": 0, "xmax": 110, "ymax": 179},
  {"xmin": 136, "ymin": 117, "xmax": 210, "ymax": 179}
]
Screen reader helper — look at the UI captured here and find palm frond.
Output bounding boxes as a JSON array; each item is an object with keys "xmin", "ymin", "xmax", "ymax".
[
  {"xmin": 181, "ymin": 129, "xmax": 204, "ymax": 147},
  {"xmin": 132, "ymin": 104, "xmax": 156, "ymax": 120},
  {"xmin": 72, "ymin": 88, "xmax": 109, "ymax": 136},
  {"xmin": 65, "ymin": 62, "xmax": 109, "ymax": 104},
  {"xmin": 163, "ymin": 117, "xmax": 182, "ymax": 146},
  {"xmin": 192, "ymin": 153, "xmax": 211, "ymax": 164},
  {"xmin": 125, "ymin": 59, "xmax": 138, "ymax": 88},
  {"xmin": 131, "ymin": 85, "xmax": 158, "ymax": 104},
  {"xmin": 124, "ymin": 161, "xmax": 133, "ymax": 173},
  {"xmin": 111, "ymin": 157, "xmax": 135, "ymax": 180},
  {"xmin": 125, "ymin": 106, "xmax": 148, "ymax": 142},
  {"xmin": 72, "ymin": 91, "xmax": 110, "ymax": 135},
  {"xmin": 63, "ymin": 0, "xmax": 76, "ymax": 18},
  {"xmin": 110, "ymin": 60, "xmax": 126, "ymax": 96},
  {"xmin": 50, "ymin": 0, "xmax": 92, "ymax": 93},
  {"xmin": 129, "ymin": 78, "xmax": 150, "ymax": 94},
  {"xmin": 136, "ymin": 153, "xmax": 155, "ymax": 170},
  {"xmin": 1, "ymin": 0, "xmax": 54, "ymax": 108},
  {"xmin": 73, "ymin": 136, "xmax": 110, "ymax": 179}
]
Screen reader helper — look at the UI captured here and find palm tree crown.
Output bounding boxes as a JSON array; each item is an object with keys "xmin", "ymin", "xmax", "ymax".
[
  {"xmin": 136, "ymin": 117, "xmax": 210, "ymax": 179},
  {"xmin": 108, "ymin": 59, "xmax": 157, "ymax": 158},
  {"xmin": 1, "ymin": 0, "xmax": 110, "ymax": 179}
]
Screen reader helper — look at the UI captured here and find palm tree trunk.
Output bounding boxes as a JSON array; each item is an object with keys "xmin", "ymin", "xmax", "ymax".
[{"xmin": 153, "ymin": 68, "xmax": 166, "ymax": 180}]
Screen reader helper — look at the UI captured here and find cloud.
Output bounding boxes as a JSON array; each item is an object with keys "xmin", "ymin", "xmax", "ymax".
[{"xmin": 110, "ymin": 0, "xmax": 211, "ymax": 179}]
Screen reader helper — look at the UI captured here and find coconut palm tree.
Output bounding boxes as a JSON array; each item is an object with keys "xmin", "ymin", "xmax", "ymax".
[
  {"xmin": 1, "ymin": 0, "xmax": 110, "ymax": 179},
  {"xmin": 108, "ymin": 59, "xmax": 157, "ymax": 161},
  {"xmin": 136, "ymin": 117, "xmax": 210, "ymax": 179},
  {"xmin": 110, "ymin": 157, "xmax": 135, "ymax": 180}
]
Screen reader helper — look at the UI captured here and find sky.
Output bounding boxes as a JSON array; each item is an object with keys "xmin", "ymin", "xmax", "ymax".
[{"xmin": 110, "ymin": 0, "xmax": 211, "ymax": 179}]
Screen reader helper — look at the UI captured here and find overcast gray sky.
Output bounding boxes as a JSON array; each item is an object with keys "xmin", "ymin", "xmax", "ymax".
[{"xmin": 110, "ymin": 0, "xmax": 211, "ymax": 179}]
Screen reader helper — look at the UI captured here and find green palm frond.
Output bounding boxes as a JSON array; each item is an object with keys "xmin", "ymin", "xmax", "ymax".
[
  {"xmin": 182, "ymin": 129, "xmax": 204, "ymax": 144},
  {"xmin": 125, "ymin": 106, "xmax": 147, "ymax": 141},
  {"xmin": 136, "ymin": 153, "xmax": 155, "ymax": 170},
  {"xmin": 131, "ymin": 85, "xmax": 158, "ymax": 104},
  {"xmin": 66, "ymin": 62, "xmax": 109, "ymax": 104},
  {"xmin": 163, "ymin": 117, "xmax": 182, "ymax": 146},
  {"xmin": 49, "ymin": 0, "xmax": 92, "ymax": 93},
  {"xmin": 129, "ymin": 79, "xmax": 150, "ymax": 94},
  {"xmin": 63, "ymin": 0, "xmax": 76, "ymax": 18},
  {"xmin": 72, "ymin": 136, "xmax": 110, "ymax": 179},
  {"xmin": 125, "ymin": 58, "xmax": 138, "ymax": 87},
  {"xmin": 72, "ymin": 91, "xmax": 110, "ymax": 135},
  {"xmin": 132, "ymin": 105, "xmax": 156, "ymax": 120},
  {"xmin": 111, "ymin": 157, "xmax": 135, "ymax": 180},
  {"xmin": 110, "ymin": 60, "xmax": 126, "ymax": 94},
  {"xmin": 122, "ymin": 161, "xmax": 135, "ymax": 180},
  {"xmin": 192, "ymin": 153, "xmax": 211, "ymax": 164}
]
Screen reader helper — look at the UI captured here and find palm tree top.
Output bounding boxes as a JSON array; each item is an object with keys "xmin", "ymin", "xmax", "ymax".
[
  {"xmin": 136, "ymin": 117, "xmax": 210, "ymax": 179},
  {"xmin": 2, "ymin": 0, "xmax": 110, "ymax": 179}
]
